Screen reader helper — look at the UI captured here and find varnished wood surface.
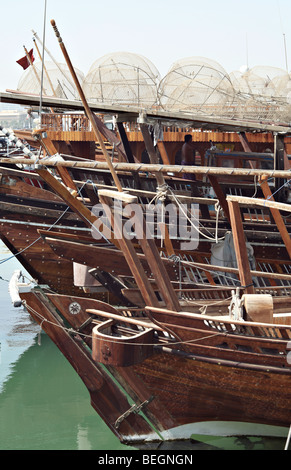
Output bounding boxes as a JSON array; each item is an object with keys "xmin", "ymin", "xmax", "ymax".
[{"xmin": 20, "ymin": 290, "xmax": 291, "ymax": 438}]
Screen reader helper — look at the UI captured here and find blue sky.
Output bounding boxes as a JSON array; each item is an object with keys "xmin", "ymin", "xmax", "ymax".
[{"xmin": 1, "ymin": 0, "xmax": 291, "ymax": 92}]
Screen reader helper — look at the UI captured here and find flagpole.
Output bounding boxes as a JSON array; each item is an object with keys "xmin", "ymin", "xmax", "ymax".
[
  {"xmin": 33, "ymin": 37, "xmax": 56, "ymax": 96},
  {"xmin": 23, "ymin": 45, "xmax": 41, "ymax": 85},
  {"xmin": 39, "ymin": 0, "xmax": 47, "ymax": 124}
]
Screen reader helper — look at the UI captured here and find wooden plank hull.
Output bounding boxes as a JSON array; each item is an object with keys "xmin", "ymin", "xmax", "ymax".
[
  {"xmin": 131, "ymin": 351, "xmax": 291, "ymax": 432},
  {"xmin": 19, "ymin": 289, "xmax": 291, "ymax": 444}
]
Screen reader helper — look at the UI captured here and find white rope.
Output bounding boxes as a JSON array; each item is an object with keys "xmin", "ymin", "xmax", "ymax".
[{"xmin": 167, "ymin": 187, "xmax": 226, "ymax": 243}]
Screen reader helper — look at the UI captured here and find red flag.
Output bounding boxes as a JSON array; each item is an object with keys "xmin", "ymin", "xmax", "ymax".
[{"xmin": 16, "ymin": 48, "xmax": 35, "ymax": 70}]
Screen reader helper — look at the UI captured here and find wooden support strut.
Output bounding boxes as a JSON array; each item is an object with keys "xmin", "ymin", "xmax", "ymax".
[
  {"xmin": 140, "ymin": 123, "xmax": 166, "ymax": 187},
  {"xmin": 23, "ymin": 45, "xmax": 42, "ymax": 88},
  {"xmin": 98, "ymin": 189, "xmax": 181, "ymax": 311},
  {"xmin": 227, "ymin": 199, "xmax": 255, "ymax": 294},
  {"xmin": 32, "ymin": 37, "xmax": 56, "ymax": 97},
  {"xmin": 33, "ymin": 129, "xmax": 78, "ymax": 192},
  {"xmin": 238, "ymin": 132, "xmax": 255, "ymax": 169},
  {"xmin": 35, "ymin": 166, "xmax": 117, "ymax": 246},
  {"xmin": 98, "ymin": 193, "xmax": 160, "ymax": 308},
  {"xmin": 259, "ymin": 176, "xmax": 291, "ymax": 259}
]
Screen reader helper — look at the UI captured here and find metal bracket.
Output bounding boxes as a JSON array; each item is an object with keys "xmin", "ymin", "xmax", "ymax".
[{"xmin": 114, "ymin": 396, "xmax": 154, "ymax": 429}]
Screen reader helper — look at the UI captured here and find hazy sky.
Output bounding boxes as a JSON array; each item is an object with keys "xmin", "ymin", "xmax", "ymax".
[{"xmin": 1, "ymin": 0, "xmax": 291, "ymax": 93}]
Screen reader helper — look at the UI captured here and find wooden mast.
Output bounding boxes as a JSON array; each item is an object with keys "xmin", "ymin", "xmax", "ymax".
[{"xmin": 50, "ymin": 19, "xmax": 123, "ymax": 192}]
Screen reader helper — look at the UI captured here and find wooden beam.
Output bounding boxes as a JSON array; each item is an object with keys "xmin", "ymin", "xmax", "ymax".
[
  {"xmin": 4, "ymin": 157, "xmax": 291, "ymax": 178},
  {"xmin": 227, "ymin": 199, "xmax": 255, "ymax": 294},
  {"xmin": 140, "ymin": 123, "xmax": 166, "ymax": 187},
  {"xmin": 116, "ymin": 121, "xmax": 135, "ymax": 163},
  {"xmin": 87, "ymin": 308, "xmax": 163, "ymax": 330},
  {"xmin": 226, "ymin": 194, "xmax": 291, "ymax": 213},
  {"xmin": 207, "ymin": 174, "xmax": 230, "ymax": 222},
  {"xmin": 238, "ymin": 132, "xmax": 255, "ymax": 169},
  {"xmin": 157, "ymin": 141, "xmax": 171, "ymax": 165},
  {"xmin": 99, "ymin": 192, "xmax": 181, "ymax": 311},
  {"xmin": 259, "ymin": 177, "xmax": 291, "ymax": 259},
  {"xmin": 99, "ymin": 194, "xmax": 160, "ymax": 307},
  {"xmin": 36, "ymin": 167, "xmax": 117, "ymax": 245},
  {"xmin": 33, "ymin": 129, "xmax": 78, "ymax": 192},
  {"xmin": 136, "ymin": 222, "xmax": 181, "ymax": 311},
  {"xmin": 158, "ymin": 222, "xmax": 175, "ymax": 256},
  {"xmin": 274, "ymin": 133, "xmax": 289, "ymax": 201},
  {"xmin": 98, "ymin": 189, "xmax": 137, "ymax": 204}
]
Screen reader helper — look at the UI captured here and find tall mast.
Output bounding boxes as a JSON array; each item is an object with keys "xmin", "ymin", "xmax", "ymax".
[{"xmin": 50, "ymin": 19, "xmax": 123, "ymax": 192}]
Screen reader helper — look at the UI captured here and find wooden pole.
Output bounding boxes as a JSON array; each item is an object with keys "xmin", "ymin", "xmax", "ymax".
[
  {"xmin": 238, "ymin": 132, "xmax": 255, "ymax": 169},
  {"xmin": 3, "ymin": 157, "xmax": 291, "ymax": 179},
  {"xmin": 50, "ymin": 19, "xmax": 123, "ymax": 192},
  {"xmin": 227, "ymin": 199, "xmax": 256, "ymax": 294},
  {"xmin": 259, "ymin": 177, "xmax": 291, "ymax": 259},
  {"xmin": 98, "ymin": 193, "xmax": 160, "ymax": 308},
  {"xmin": 140, "ymin": 123, "xmax": 166, "ymax": 187},
  {"xmin": 33, "ymin": 37, "xmax": 56, "ymax": 97},
  {"xmin": 23, "ymin": 45, "xmax": 42, "ymax": 88}
]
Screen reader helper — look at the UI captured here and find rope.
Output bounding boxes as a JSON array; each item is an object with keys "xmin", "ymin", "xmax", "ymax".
[
  {"xmin": 179, "ymin": 295, "xmax": 233, "ymax": 308},
  {"xmin": 262, "ymin": 177, "xmax": 291, "ymax": 205},
  {"xmin": 167, "ymin": 187, "xmax": 225, "ymax": 243}
]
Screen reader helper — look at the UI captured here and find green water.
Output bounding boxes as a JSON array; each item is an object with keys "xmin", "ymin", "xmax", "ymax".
[
  {"xmin": 0, "ymin": 241, "xmax": 289, "ymax": 451},
  {"xmin": 0, "ymin": 333, "xmax": 130, "ymax": 450},
  {"xmin": 0, "ymin": 243, "xmax": 128, "ymax": 450}
]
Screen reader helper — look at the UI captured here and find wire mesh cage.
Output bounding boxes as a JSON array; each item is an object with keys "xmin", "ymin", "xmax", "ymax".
[
  {"xmin": 16, "ymin": 52, "xmax": 291, "ymax": 124},
  {"xmin": 17, "ymin": 60, "xmax": 84, "ymax": 100},
  {"xmin": 229, "ymin": 66, "xmax": 290, "ymax": 121},
  {"xmin": 82, "ymin": 52, "xmax": 160, "ymax": 109},
  {"xmin": 157, "ymin": 57, "xmax": 235, "ymax": 116}
]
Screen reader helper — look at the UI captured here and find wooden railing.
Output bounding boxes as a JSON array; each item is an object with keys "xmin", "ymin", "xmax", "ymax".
[{"xmin": 42, "ymin": 113, "xmax": 92, "ymax": 132}]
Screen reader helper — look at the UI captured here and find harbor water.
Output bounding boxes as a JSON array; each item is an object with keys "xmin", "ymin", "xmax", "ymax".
[{"xmin": 0, "ymin": 241, "xmax": 289, "ymax": 451}]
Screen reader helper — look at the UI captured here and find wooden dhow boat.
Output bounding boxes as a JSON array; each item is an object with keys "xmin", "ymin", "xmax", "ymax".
[
  {"xmin": 14, "ymin": 186, "xmax": 291, "ymax": 446},
  {"xmin": 2, "ymin": 19, "xmax": 291, "ymax": 447}
]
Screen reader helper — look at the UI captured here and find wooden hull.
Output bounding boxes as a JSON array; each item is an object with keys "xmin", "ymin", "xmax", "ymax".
[
  {"xmin": 130, "ymin": 351, "xmax": 291, "ymax": 434},
  {"xmin": 19, "ymin": 289, "xmax": 291, "ymax": 444}
]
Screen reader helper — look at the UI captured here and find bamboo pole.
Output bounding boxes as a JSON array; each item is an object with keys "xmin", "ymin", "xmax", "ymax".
[
  {"xmin": 2, "ymin": 157, "xmax": 291, "ymax": 179},
  {"xmin": 50, "ymin": 19, "xmax": 123, "ymax": 192}
]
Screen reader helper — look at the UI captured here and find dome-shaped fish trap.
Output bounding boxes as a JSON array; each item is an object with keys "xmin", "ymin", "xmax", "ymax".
[
  {"xmin": 82, "ymin": 52, "xmax": 160, "ymax": 109},
  {"xmin": 17, "ymin": 60, "xmax": 84, "ymax": 100},
  {"xmin": 157, "ymin": 57, "xmax": 235, "ymax": 117},
  {"xmin": 229, "ymin": 66, "xmax": 287, "ymax": 121}
]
